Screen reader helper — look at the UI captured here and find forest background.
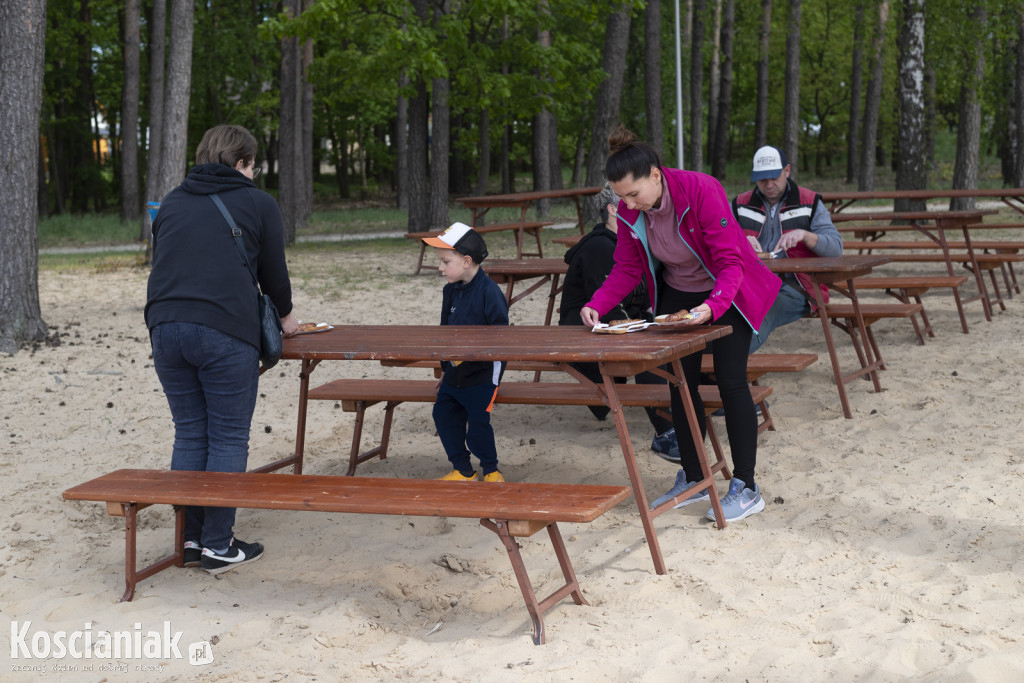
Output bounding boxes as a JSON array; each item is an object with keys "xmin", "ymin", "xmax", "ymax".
[{"xmin": 3, "ymin": 0, "xmax": 1024, "ymax": 352}]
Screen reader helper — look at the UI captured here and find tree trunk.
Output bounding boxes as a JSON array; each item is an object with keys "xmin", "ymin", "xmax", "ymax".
[
  {"xmin": 1015, "ymin": 13, "xmax": 1024, "ymax": 187},
  {"xmin": 707, "ymin": 0, "xmax": 722, "ymax": 164},
  {"xmin": 644, "ymin": 0, "xmax": 664, "ymax": 155},
  {"xmin": 301, "ymin": 17, "xmax": 314, "ymax": 225},
  {"xmin": 858, "ymin": 0, "xmax": 889, "ymax": 191},
  {"xmin": 584, "ymin": 4, "xmax": 632, "ymax": 226},
  {"xmin": 429, "ymin": 73, "xmax": 450, "ymax": 229},
  {"xmin": 711, "ymin": 0, "xmax": 734, "ymax": 180},
  {"xmin": 407, "ymin": 77, "xmax": 429, "ymax": 231},
  {"xmin": 142, "ymin": 0, "xmax": 166, "ymax": 249},
  {"xmin": 533, "ymin": 5, "xmax": 552, "ymax": 216},
  {"xmin": 846, "ymin": 0, "xmax": 864, "ymax": 183},
  {"xmin": 120, "ymin": 0, "xmax": 141, "ymax": 224},
  {"xmin": 783, "ymin": 0, "xmax": 801, "ymax": 180},
  {"xmin": 476, "ymin": 107, "xmax": 490, "ymax": 195},
  {"xmin": 279, "ymin": 0, "xmax": 301, "ymax": 244},
  {"xmin": 0, "ymin": 0, "xmax": 48, "ymax": 352},
  {"xmin": 549, "ymin": 114, "xmax": 563, "ymax": 191},
  {"xmin": 155, "ymin": 0, "xmax": 193, "ymax": 201},
  {"xmin": 689, "ymin": 0, "xmax": 705, "ymax": 171},
  {"xmin": 895, "ymin": 0, "xmax": 926, "ymax": 213},
  {"xmin": 951, "ymin": 3, "xmax": 986, "ymax": 212},
  {"xmin": 499, "ymin": 15, "xmax": 512, "ymax": 195},
  {"xmin": 754, "ymin": 0, "xmax": 772, "ymax": 149},
  {"xmin": 396, "ymin": 72, "xmax": 409, "ymax": 209}
]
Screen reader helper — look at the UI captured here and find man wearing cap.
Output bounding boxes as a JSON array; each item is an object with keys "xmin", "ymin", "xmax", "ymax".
[
  {"xmin": 732, "ymin": 145, "xmax": 843, "ymax": 352},
  {"xmin": 422, "ymin": 222, "xmax": 510, "ymax": 482}
]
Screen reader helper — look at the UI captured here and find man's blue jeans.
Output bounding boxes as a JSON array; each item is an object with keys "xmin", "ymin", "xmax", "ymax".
[
  {"xmin": 151, "ymin": 322, "xmax": 259, "ymax": 551},
  {"xmin": 749, "ymin": 281, "xmax": 811, "ymax": 353}
]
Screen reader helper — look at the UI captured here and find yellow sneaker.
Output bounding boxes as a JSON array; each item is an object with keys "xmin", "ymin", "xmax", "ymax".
[
  {"xmin": 438, "ymin": 470, "xmax": 478, "ymax": 481},
  {"xmin": 483, "ymin": 471, "xmax": 505, "ymax": 483}
]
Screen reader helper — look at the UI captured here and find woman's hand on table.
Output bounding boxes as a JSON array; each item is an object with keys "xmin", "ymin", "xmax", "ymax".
[
  {"xmin": 683, "ymin": 304, "xmax": 712, "ymax": 325},
  {"xmin": 580, "ymin": 306, "xmax": 601, "ymax": 327},
  {"xmin": 280, "ymin": 312, "xmax": 299, "ymax": 337}
]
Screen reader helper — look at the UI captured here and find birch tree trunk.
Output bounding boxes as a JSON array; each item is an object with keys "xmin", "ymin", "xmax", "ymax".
[
  {"xmin": 951, "ymin": 3, "xmax": 986, "ymax": 211},
  {"xmin": 0, "ymin": 0, "xmax": 48, "ymax": 352},
  {"xmin": 783, "ymin": 0, "xmax": 801, "ymax": 180},
  {"xmin": 858, "ymin": 0, "xmax": 889, "ymax": 191},
  {"xmin": 121, "ymin": 0, "xmax": 141, "ymax": 224},
  {"xmin": 754, "ymin": 0, "xmax": 772, "ymax": 149},
  {"xmin": 895, "ymin": 0, "xmax": 926, "ymax": 213}
]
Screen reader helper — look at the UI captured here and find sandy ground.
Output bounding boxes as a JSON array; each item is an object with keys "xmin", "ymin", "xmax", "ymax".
[{"xmin": 3, "ymin": 235, "xmax": 1024, "ymax": 682}]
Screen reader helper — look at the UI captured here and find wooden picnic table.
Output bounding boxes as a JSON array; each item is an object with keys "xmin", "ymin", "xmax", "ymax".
[
  {"xmin": 485, "ymin": 258, "xmax": 569, "ymax": 326},
  {"xmin": 821, "ymin": 188, "xmax": 1024, "ymax": 215},
  {"xmin": 275, "ymin": 324, "xmax": 732, "ymax": 575},
  {"xmin": 456, "ymin": 186, "xmax": 603, "ymax": 259},
  {"xmin": 831, "ymin": 209, "xmax": 998, "ymax": 323},
  {"xmin": 765, "ymin": 255, "xmax": 890, "ymax": 419}
]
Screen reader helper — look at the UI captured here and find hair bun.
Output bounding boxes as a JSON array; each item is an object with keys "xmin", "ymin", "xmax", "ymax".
[{"xmin": 607, "ymin": 124, "xmax": 638, "ymax": 155}]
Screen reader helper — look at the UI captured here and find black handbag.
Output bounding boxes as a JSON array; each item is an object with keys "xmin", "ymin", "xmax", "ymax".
[{"xmin": 209, "ymin": 194, "xmax": 283, "ymax": 369}]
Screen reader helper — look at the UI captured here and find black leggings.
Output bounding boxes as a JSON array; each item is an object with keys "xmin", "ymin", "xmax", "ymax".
[{"xmin": 659, "ymin": 286, "xmax": 758, "ymax": 487}]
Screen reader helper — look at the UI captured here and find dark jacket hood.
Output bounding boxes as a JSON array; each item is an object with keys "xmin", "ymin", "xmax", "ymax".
[
  {"xmin": 179, "ymin": 163, "xmax": 256, "ymax": 196},
  {"xmin": 564, "ymin": 223, "xmax": 617, "ymax": 265}
]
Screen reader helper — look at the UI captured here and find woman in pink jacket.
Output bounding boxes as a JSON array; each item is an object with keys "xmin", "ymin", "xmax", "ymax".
[{"xmin": 581, "ymin": 127, "xmax": 781, "ymax": 523}]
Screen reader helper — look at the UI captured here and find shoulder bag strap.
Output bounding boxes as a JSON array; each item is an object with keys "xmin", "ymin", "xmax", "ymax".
[{"xmin": 209, "ymin": 193, "xmax": 260, "ymax": 291}]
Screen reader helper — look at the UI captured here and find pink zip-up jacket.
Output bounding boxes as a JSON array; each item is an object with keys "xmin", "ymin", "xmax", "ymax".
[{"xmin": 585, "ymin": 167, "xmax": 781, "ymax": 335}]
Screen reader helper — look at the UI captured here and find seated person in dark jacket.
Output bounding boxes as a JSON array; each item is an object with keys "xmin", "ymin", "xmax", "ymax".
[{"xmin": 558, "ymin": 184, "xmax": 679, "ymax": 463}]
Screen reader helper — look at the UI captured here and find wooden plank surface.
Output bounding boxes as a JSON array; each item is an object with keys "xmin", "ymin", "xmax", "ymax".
[{"xmin": 63, "ymin": 470, "xmax": 632, "ymax": 523}]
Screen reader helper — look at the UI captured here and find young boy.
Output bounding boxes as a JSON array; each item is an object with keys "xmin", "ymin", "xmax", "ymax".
[{"xmin": 422, "ymin": 222, "xmax": 509, "ymax": 482}]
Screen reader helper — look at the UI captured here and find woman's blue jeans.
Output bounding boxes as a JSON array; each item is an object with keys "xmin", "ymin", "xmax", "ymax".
[{"xmin": 151, "ymin": 322, "xmax": 259, "ymax": 551}]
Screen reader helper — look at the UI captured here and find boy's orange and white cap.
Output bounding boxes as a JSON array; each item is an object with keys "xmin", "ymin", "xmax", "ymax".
[{"xmin": 422, "ymin": 222, "xmax": 488, "ymax": 263}]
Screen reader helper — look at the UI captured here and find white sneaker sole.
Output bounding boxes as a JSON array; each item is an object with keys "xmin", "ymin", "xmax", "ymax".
[{"xmin": 201, "ymin": 551, "xmax": 263, "ymax": 576}]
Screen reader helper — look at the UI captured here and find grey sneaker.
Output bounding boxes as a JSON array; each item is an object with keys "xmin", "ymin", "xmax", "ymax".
[
  {"xmin": 650, "ymin": 428, "xmax": 681, "ymax": 463},
  {"xmin": 706, "ymin": 477, "xmax": 765, "ymax": 523},
  {"xmin": 649, "ymin": 469, "xmax": 710, "ymax": 510}
]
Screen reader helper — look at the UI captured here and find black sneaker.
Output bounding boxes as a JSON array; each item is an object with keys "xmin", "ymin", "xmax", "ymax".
[
  {"xmin": 200, "ymin": 538, "xmax": 264, "ymax": 575},
  {"xmin": 183, "ymin": 540, "xmax": 202, "ymax": 568}
]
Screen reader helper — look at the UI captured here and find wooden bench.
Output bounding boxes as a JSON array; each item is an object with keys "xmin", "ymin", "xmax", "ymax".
[
  {"xmin": 405, "ymin": 220, "xmax": 554, "ymax": 274},
  {"xmin": 382, "ymin": 351, "xmax": 815, "ymax": 436},
  {"xmin": 843, "ymin": 240, "xmax": 1022, "ymax": 302},
  {"xmin": 850, "ymin": 275, "xmax": 970, "ymax": 339},
  {"xmin": 823, "ymin": 302, "xmax": 926, "ymax": 365},
  {"xmin": 307, "ymin": 378, "xmax": 772, "ymax": 476},
  {"xmin": 62, "ymin": 469, "xmax": 631, "ymax": 645}
]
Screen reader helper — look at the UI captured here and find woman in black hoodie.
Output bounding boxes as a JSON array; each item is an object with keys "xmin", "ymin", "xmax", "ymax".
[
  {"xmin": 558, "ymin": 184, "xmax": 678, "ymax": 462},
  {"xmin": 145, "ymin": 124, "xmax": 298, "ymax": 575}
]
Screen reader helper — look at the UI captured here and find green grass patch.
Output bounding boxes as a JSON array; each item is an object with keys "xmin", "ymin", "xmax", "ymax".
[{"xmin": 39, "ymin": 213, "xmax": 141, "ymax": 249}]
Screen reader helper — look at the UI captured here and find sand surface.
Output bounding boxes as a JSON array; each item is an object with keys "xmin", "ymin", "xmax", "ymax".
[{"xmin": 3, "ymin": 236, "xmax": 1024, "ymax": 681}]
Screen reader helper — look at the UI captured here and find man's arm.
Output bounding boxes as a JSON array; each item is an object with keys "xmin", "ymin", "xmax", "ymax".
[{"xmin": 773, "ymin": 199, "xmax": 843, "ymax": 256}]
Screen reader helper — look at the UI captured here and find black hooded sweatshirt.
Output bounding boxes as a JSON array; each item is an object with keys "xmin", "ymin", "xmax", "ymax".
[
  {"xmin": 558, "ymin": 223, "xmax": 649, "ymax": 326},
  {"xmin": 145, "ymin": 163, "xmax": 293, "ymax": 351}
]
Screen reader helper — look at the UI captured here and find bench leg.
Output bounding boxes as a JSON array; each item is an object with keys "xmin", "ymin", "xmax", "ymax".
[
  {"xmin": 414, "ymin": 242, "xmax": 427, "ymax": 275},
  {"xmin": 704, "ymin": 422, "xmax": 733, "ymax": 479},
  {"xmin": 480, "ymin": 519, "xmax": 587, "ymax": 645},
  {"xmin": 346, "ymin": 400, "xmax": 399, "ymax": 476},
  {"xmin": 120, "ymin": 504, "xmax": 184, "ymax": 602}
]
